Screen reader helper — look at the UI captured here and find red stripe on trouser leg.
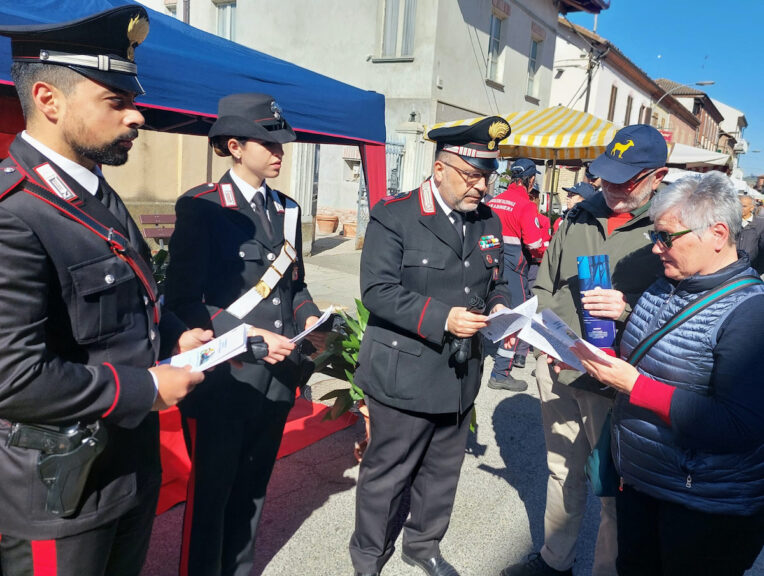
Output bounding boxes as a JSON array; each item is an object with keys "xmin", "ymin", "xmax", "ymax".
[
  {"xmin": 179, "ymin": 418, "xmax": 197, "ymax": 576},
  {"xmin": 31, "ymin": 540, "xmax": 57, "ymax": 576}
]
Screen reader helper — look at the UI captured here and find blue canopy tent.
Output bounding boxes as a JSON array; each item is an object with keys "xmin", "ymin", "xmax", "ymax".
[
  {"xmin": 0, "ymin": 0, "xmax": 388, "ymax": 201},
  {"xmin": 0, "ymin": 1, "xmax": 386, "ymax": 509}
]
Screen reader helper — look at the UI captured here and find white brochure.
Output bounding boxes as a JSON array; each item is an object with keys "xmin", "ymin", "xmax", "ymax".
[
  {"xmin": 289, "ymin": 305, "xmax": 335, "ymax": 344},
  {"xmin": 162, "ymin": 324, "xmax": 249, "ymax": 372},
  {"xmin": 480, "ymin": 296, "xmax": 613, "ymax": 372}
]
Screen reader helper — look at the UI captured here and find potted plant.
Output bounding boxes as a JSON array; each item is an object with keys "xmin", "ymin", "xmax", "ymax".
[{"xmin": 319, "ymin": 299, "xmax": 369, "ymax": 461}]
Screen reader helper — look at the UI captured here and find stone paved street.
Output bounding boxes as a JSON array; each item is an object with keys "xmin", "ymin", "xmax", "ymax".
[{"xmin": 142, "ymin": 233, "xmax": 764, "ymax": 576}]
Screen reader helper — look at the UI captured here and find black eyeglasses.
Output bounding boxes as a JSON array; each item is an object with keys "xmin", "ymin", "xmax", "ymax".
[
  {"xmin": 649, "ymin": 228, "xmax": 693, "ymax": 249},
  {"xmin": 607, "ymin": 168, "xmax": 657, "ymax": 192},
  {"xmin": 440, "ymin": 161, "xmax": 499, "ymax": 186}
]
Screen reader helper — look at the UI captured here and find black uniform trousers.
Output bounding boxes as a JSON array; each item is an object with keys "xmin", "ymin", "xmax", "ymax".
[
  {"xmin": 0, "ymin": 489, "xmax": 157, "ymax": 576},
  {"xmin": 349, "ymin": 396, "xmax": 472, "ymax": 573},
  {"xmin": 179, "ymin": 394, "xmax": 291, "ymax": 576}
]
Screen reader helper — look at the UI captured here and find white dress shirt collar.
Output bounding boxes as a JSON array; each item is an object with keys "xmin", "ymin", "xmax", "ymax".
[
  {"xmin": 21, "ymin": 131, "xmax": 100, "ymax": 196},
  {"xmin": 228, "ymin": 168, "xmax": 266, "ymax": 205}
]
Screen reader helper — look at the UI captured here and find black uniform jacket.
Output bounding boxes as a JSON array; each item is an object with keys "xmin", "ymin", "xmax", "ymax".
[
  {"xmin": 0, "ymin": 136, "xmax": 185, "ymax": 539},
  {"xmin": 164, "ymin": 171, "xmax": 320, "ymax": 418},
  {"xmin": 356, "ymin": 181, "xmax": 511, "ymax": 414}
]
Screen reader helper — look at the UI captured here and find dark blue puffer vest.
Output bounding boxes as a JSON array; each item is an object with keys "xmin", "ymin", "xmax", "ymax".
[{"xmin": 615, "ymin": 259, "xmax": 764, "ymax": 515}]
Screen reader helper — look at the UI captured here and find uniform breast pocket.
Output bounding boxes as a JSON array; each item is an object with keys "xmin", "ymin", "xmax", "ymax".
[
  {"xmin": 402, "ymin": 249, "xmax": 446, "ymax": 293},
  {"xmin": 236, "ymin": 240, "xmax": 264, "ymax": 264},
  {"xmin": 481, "ymin": 250, "xmax": 501, "ymax": 281},
  {"xmin": 68, "ymin": 254, "xmax": 137, "ymax": 344},
  {"xmin": 369, "ymin": 330, "xmax": 423, "ymax": 400}
]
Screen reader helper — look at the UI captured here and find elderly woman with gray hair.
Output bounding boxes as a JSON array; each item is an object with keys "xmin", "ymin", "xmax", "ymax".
[{"xmin": 572, "ymin": 171, "xmax": 764, "ymax": 575}]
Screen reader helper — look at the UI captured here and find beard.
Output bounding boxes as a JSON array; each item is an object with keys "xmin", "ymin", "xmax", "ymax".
[
  {"xmin": 602, "ymin": 181, "xmax": 653, "ymax": 213},
  {"xmin": 69, "ymin": 128, "xmax": 139, "ymax": 166}
]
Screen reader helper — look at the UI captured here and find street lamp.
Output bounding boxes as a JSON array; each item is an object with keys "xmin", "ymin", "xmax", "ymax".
[{"xmin": 655, "ymin": 80, "xmax": 715, "ymax": 107}]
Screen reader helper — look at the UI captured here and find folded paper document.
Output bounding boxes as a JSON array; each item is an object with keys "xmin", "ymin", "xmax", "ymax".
[
  {"xmin": 290, "ymin": 305, "xmax": 334, "ymax": 344},
  {"xmin": 480, "ymin": 297, "xmax": 612, "ymax": 373}
]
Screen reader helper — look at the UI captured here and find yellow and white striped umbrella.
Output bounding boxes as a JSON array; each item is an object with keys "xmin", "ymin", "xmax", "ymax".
[{"xmin": 427, "ymin": 106, "xmax": 618, "ymax": 161}]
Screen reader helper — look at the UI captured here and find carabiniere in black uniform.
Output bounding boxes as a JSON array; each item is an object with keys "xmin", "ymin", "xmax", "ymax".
[
  {"xmin": 0, "ymin": 8, "xmax": 196, "ymax": 575},
  {"xmin": 164, "ymin": 93, "xmax": 320, "ymax": 576},
  {"xmin": 350, "ymin": 116, "xmax": 513, "ymax": 576}
]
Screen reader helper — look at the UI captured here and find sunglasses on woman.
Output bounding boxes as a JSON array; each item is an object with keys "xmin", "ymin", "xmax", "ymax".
[{"xmin": 649, "ymin": 228, "xmax": 693, "ymax": 249}]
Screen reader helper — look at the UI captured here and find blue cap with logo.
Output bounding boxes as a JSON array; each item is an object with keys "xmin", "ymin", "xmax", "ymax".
[
  {"xmin": 510, "ymin": 158, "xmax": 539, "ymax": 179},
  {"xmin": 562, "ymin": 181, "xmax": 597, "ymax": 200},
  {"xmin": 589, "ymin": 124, "xmax": 668, "ymax": 184}
]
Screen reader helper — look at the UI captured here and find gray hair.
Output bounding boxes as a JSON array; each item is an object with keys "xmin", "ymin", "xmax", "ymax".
[{"xmin": 649, "ymin": 171, "xmax": 741, "ymax": 244}]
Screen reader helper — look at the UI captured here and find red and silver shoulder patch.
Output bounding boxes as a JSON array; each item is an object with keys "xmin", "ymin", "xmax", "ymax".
[
  {"xmin": 419, "ymin": 180, "xmax": 436, "ymax": 215},
  {"xmin": 219, "ymin": 183, "xmax": 238, "ymax": 208},
  {"xmin": 34, "ymin": 163, "xmax": 79, "ymax": 204},
  {"xmin": 192, "ymin": 183, "xmax": 217, "ymax": 198}
]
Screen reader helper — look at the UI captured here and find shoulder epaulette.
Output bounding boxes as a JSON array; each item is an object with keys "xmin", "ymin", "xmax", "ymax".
[
  {"xmin": 382, "ymin": 189, "xmax": 412, "ymax": 204},
  {"xmin": 0, "ymin": 164, "xmax": 25, "ymax": 202},
  {"xmin": 188, "ymin": 182, "xmax": 218, "ymax": 198}
]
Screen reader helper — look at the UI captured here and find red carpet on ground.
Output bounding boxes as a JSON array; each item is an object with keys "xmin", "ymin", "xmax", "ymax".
[{"xmin": 156, "ymin": 390, "xmax": 357, "ymax": 514}]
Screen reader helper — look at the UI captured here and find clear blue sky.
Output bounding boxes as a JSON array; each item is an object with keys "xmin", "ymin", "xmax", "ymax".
[{"xmin": 568, "ymin": 1, "xmax": 764, "ymax": 177}]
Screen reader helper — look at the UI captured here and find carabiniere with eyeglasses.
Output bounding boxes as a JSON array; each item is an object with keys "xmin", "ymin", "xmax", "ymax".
[{"xmin": 438, "ymin": 160, "xmax": 499, "ymax": 186}]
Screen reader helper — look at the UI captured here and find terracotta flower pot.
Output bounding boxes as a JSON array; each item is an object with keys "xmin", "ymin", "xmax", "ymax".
[
  {"xmin": 343, "ymin": 221, "xmax": 357, "ymax": 238},
  {"xmin": 316, "ymin": 214, "xmax": 339, "ymax": 234}
]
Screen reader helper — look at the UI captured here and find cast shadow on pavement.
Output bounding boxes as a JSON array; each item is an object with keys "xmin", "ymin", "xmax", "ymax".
[
  {"xmin": 141, "ymin": 422, "xmax": 363, "ymax": 576},
  {"xmin": 479, "ymin": 393, "xmax": 548, "ymax": 548},
  {"xmin": 250, "ymin": 420, "xmax": 366, "ymax": 575},
  {"xmin": 480, "ymin": 391, "xmax": 605, "ymax": 575},
  {"xmin": 311, "ymin": 235, "xmax": 351, "ymax": 256}
]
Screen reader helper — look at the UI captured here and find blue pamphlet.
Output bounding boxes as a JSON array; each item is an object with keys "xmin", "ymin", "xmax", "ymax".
[{"xmin": 577, "ymin": 254, "xmax": 616, "ymax": 349}]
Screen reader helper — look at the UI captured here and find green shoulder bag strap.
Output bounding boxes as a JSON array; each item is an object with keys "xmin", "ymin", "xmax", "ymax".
[{"xmin": 626, "ymin": 274, "xmax": 763, "ymax": 367}]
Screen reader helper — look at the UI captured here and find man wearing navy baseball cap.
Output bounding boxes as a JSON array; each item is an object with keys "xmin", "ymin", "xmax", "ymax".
[{"xmin": 501, "ymin": 125, "xmax": 668, "ymax": 576}]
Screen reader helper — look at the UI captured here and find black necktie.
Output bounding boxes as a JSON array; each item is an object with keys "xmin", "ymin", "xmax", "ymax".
[
  {"xmin": 451, "ymin": 211, "xmax": 465, "ymax": 243},
  {"xmin": 96, "ymin": 175, "xmax": 142, "ymax": 248},
  {"xmin": 253, "ymin": 192, "xmax": 274, "ymax": 241}
]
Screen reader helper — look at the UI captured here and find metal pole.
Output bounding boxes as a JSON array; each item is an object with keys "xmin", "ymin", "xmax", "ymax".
[{"xmin": 356, "ymin": 169, "xmax": 369, "ymax": 250}]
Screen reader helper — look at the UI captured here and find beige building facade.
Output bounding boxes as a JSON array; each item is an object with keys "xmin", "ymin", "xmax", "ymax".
[{"xmin": 123, "ymin": 0, "xmax": 605, "ymax": 242}]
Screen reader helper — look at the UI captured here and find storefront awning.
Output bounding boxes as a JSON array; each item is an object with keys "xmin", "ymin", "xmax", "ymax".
[
  {"xmin": 667, "ymin": 143, "xmax": 730, "ymax": 169},
  {"xmin": 427, "ymin": 107, "xmax": 618, "ymax": 162}
]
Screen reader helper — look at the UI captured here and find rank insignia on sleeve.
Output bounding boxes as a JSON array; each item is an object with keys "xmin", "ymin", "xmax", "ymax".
[{"xmin": 479, "ymin": 235, "xmax": 500, "ymax": 250}]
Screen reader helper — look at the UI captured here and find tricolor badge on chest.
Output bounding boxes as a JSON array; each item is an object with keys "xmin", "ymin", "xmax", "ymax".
[
  {"xmin": 220, "ymin": 183, "xmax": 238, "ymax": 208},
  {"xmin": 35, "ymin": 163, "xmax": 78, "ymax": 203},
  {"xmin": 479, "ymin": 235, "xmax": 500, "ymax": 250}
]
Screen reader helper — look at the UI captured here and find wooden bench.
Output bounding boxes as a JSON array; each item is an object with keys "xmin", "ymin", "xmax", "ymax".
[{"xmin": 139, "ymin": 214, "xmax": 175, "ymax": 249}]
